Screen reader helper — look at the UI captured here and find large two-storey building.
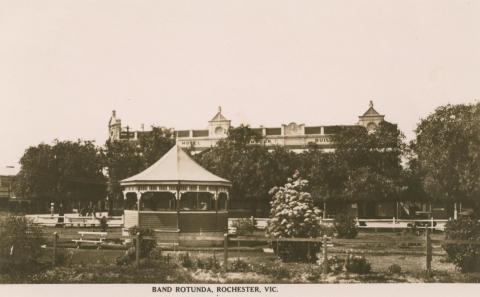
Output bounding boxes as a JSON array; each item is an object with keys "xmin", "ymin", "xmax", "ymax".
[{"xmin": 108, "ymin": 101, "xmax": 387, "ymax": 154}]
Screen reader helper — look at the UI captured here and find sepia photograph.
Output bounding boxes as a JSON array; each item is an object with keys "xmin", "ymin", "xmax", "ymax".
[{"xmin": 1, "ymin": 1, "xmax": 480, "ymax": 296}]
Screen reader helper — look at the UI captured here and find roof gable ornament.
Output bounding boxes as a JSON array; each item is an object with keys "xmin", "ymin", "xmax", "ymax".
[
  {"xmin": 361, "ymin": 100, "xmax": 383, "ymax": 117},
  {"xmin": 209, "ymin": 106, "xmax": 229, "ymax": 122}
]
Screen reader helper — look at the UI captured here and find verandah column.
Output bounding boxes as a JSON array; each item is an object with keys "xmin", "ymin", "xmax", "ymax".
[
  {"xmin": 136, "ymin": 191, "xmax": 143, "ymax": 227},
  {"xmin": 214, "ymin": 188, "xmax": 219, "ymax": 231},
  {"xmin": 176, "ymin": 184, "xmax": 180, "ymax": 231}
]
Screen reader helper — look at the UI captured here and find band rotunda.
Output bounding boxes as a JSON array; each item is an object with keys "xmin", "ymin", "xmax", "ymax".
[{"xmin": 121, "ymin": 144, "xmax": 231, "ymax": 246}]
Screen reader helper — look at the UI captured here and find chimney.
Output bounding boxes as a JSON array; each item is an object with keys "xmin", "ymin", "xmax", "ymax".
[{"xmin": 112, "ymin": 110, "xmax": 116, "ymax": 117}]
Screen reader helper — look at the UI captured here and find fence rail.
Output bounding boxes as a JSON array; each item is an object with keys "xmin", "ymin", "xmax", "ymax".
[{"xmin": 25, "ymin": 214, "xmax": 124, "ymax": 227}]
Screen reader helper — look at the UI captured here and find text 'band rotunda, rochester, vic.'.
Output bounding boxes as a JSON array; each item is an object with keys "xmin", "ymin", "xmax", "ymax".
[{"xmin": 108, "ymin": 101, "xmax": 389, "ymax": 154}]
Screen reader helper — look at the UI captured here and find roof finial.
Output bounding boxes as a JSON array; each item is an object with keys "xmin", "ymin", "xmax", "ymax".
[
  {"xmin": 369, "ymin": 100, "xmax": 374, "ymax": 108},
  {"xmin": 112, "ymin": 110, "xmax": 116, "ymax": 117},
  {"xmin": 218, "ymin": 106, "xmax": 222, "ymax": 113}
]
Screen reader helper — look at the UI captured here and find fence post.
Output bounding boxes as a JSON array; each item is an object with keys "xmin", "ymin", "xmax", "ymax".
[
  {"xmin": 223, "ymin": 233, "xmax": 228, "ymax": 273},
  {"xmin": 322, "ymin": 235, "xmax": 328, "ymax": 274},
  {"xmin": 52, "ymin": 232, "xmax": 58, "ymax": 266},
  {"xmin": 135, "ymin": 232, "xmax": 140, "ymax": 268},
  {"xmin": 275, "ymin": 239, "xmax": 279, "ymax": 256},
  {"xmin": 425, "ymin": 227, "xmax": 432, "ymax": 276}
]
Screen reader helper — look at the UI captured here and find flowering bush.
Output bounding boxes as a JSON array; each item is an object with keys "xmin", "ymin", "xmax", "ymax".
[{"xmin": 267, "ymin": 171, "xmax": 322, "ymax": 262}]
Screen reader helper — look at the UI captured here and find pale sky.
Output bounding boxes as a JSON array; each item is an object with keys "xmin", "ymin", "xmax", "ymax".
[{"xmin": 1, "ymin": 0, "xmax": 480, "ymax": 171}]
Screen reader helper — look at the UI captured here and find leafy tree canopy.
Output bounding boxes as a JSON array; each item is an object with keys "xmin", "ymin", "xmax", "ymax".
[
  {"xmin": 14, "ymin": 140, "xmax": 106, "ymax": 211},
  {"xmin": 302, "ymin": 122, "xmax": 406, "ymax": 204},
  {"xmin": 412, "ymin": 103, "xmax": 480, "ymax": 204}
]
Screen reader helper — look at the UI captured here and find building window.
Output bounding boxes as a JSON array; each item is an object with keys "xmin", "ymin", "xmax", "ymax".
[
  {"xmin": 265, "ymin": 128, "xmax": 281, "ymax": 136},
  {"xmin": 177, "ymin": 130, "xmax": 190, "ymax": 138},
  {"xmin": 305, "ymin": 126, "xmax": 321, "ymax": 134},
  {"xmin": 323, "ymin": 126, "xmax": 342, "ymax": 134},
  {"xmin": 193, "ymin": 130, "xmax": 209, "ymax": 137}
]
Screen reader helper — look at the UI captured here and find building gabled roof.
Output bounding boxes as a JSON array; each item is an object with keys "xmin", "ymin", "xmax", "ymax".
[
  {"xmin": 120, "ymin": 145, "xmax": 231, "ymax": 186},
  {"xmin": 209, "ymin": 106, "xmax": 229, "ymax": 122},
  {"xmin": 360, "ymin": 101, "xmax": 384, "ymax": 117}
]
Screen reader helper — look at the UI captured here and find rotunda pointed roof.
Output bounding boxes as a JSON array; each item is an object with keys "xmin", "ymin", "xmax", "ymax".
[{"xmin": 120, "ymin": 145, "xmax": 231, "ymax": 186}]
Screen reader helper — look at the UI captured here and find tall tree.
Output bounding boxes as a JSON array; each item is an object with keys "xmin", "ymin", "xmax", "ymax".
[
  {"xmin": 332, "ymin": 122, "xmax": 405, "ymax": 204},
  {"xmin": 412, "ymin": 103, "xmax": 480, "ymax": 210},
  {"xmin": 14, "ymin": 140, "xmax": 106, "ymax": 212}
]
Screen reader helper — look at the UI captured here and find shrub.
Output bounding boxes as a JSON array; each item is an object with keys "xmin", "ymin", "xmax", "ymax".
[
  {"xmin": 320, "ymin": 256, "xmax": 345, "ymax": 274},
  {"xmin": 116, "ymin": 254, "xmax": 130, "ymax": 266},
  {"xmin": 204, "ymin": 255, "xmax": 221, "ymax": 271},
  {"xmin": 333, "ymin": 214, "xmax": 358, "ymax": 239},
  {"xmin": 179, "ymin": 252, "xmax": 194, "ymax": 269},
  {"xmin": 0, "ymin": 215, "xmax": 45, "ymax": 274},
  {"xmin": 148, "ymin": 248, "xmax": 163, "ymax": 260},
  {"xmin": 306, "ymin": 265, "xmax": 322, "ymax": 281},
  {"xmin": 128, "ymin": 226, "xmax": 157, "ymax": 259},
  {"xmin": 273, "ymin": 242, "xmax": 320, "ymax": 263},
  {"xmin": 345, "ymin": 255, "xmax": 371, "ymax": 274},
  {"xmin": 387, "ymin": 264, "xmax": 402, "ymax": 274},
  {"xmin": 267, "ymin": 171, "xmax": 322, "ymax": 262},
  {"xmin": 319, "ymin": 224, "xmax": 335, "ymax": 237},
  {"xmin": 270, "ymin": 266, "xmax": 291, "ymax": 280},
  {"xmin": 229, "ymin": 258, "xmax": 252, "ymax": 272},
  {"xmin": 99, "ymin": 216, "xmax": 108, "ymax": 232},
  {"xmin": 195, "ymin": 257, "xmax": 206, "ymax": 269},
  {"xmin": 443, "ymin": 216, "xmax": 480, "ymax": 272},
  {"xmin": 254, "ymin": 262, "xmax": 291, "ymax": 279},
  {"xmin": 55, "ymin": 250, "xmax": 73, "ymax": 267},
  {"xmin": 232, "ymin": 218, "xmax": 256, "ymax": 236}
]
